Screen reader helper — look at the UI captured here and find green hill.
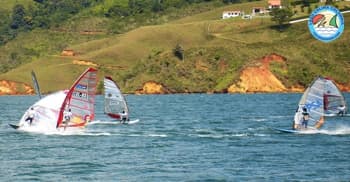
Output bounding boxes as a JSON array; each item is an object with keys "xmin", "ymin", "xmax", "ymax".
[{"xmin": 0, "ymin": 1, "xmax": 349, "ymax": 94}]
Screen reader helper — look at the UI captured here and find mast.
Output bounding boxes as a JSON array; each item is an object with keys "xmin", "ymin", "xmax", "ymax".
[{"xmin": 31, "ymin": 70, "xmax": 42, "ymax": 99}]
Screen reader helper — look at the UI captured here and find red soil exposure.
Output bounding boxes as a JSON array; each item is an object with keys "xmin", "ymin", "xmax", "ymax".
[
  {"xmin": 135, "ymin": 81, "xmax": 171, "ymax": 94},
  {"xmin": 228, "ymin": 53, "xmax": 289, "ymax": 93},
  {"xmin": 228, "ymin": 53, "xmax": 350, "ymax": 93},
  {"xmin": 0, "ymin": 80, "xmax": 34, "ymax": 95}
]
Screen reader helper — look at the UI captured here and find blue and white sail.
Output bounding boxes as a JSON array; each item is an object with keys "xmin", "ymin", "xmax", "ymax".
[{"xmin": 294, "ymin": 76, "xmax": 346, "ymax": 129}]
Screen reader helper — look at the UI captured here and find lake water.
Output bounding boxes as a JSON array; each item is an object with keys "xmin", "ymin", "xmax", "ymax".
[{"xmin": 1, "ymin": 94, "xmax": 350, "ymax": 181}]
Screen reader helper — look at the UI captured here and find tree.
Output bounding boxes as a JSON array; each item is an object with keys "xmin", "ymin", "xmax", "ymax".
[
  {"xmin": 325, "ymin": 0, "xmax": 334, "ymax": 5},
  {"xmin": 11, "ymin": 4, "xmax": 26, "ymax": 29},
  {"xmin": 270, "ymin": 8, "xmax": 294, "ymax": 31},
  {"xmin": 152, "ymin": 0, "xmax": 163, "ymax": 12},
  {"xmin": 173, "ymin": 44, "xmax": 184, "ymax": 61}
]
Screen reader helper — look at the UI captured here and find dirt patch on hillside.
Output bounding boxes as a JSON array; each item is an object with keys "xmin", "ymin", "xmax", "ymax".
[
  {"xmin": 336, "ymin": 83, "xmax": 350, "ymax": 92},
  {"xmin": 0, "ymin": 80, "xmax": 34, "ymax": 95},
  {"xmin": 72, "ymin": 60, "xmax": 98, "ymax": 67},
  {"xmin": 228, "ymin": 53, "xmax": 288, "ymax": 93},
  {"xmin": 135, "ymin": 81, "xmax": 171, "ymax": 94}
]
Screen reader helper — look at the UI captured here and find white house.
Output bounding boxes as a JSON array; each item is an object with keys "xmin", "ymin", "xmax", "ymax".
[{"xmin": 222, "ymin": 11, "xmax": 242, "ymax": 19}]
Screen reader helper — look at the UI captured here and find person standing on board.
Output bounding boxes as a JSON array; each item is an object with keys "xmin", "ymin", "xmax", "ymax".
[
  {"xmin": 120, "ymin": 110, "xmax": 129, "ymax": 124},
  {"xmin": 338, "ymin": 105, "xmax": 346, "ymax": 116},
  {"xmin": 63, "ymin": 108, "xmax": 73, "ymax": 125},
  {"xmin": 293, "ymin": 107, "xmax": 302, "ymax": 130},
  {"xmin": 84, "ymin": 115, "xmax": 91, "ymax": 123},
  {"xmin": 301, "ymin": 107, "xmax": 309, "ymax": 129},
  {"xmin": 25, "ymin": 107, "xmax": 36, "ymax": 125}
]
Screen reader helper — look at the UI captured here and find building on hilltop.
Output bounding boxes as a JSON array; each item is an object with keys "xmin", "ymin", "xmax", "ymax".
[
  {"xmin": 222, "ymin": 11, "xmax": 242, "ymax": 19},
  {"xmin": 268, "ymin": 0, "xmax": 282, "ymax": 9},
  {"xmin": 252, "ymin": 7, "xmax": 267, "ymax": 16}
]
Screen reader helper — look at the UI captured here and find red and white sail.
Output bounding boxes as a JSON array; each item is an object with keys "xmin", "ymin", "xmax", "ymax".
[{"xmin": 57, "ymin": 67, "xmax": 98, "ymax": 128}]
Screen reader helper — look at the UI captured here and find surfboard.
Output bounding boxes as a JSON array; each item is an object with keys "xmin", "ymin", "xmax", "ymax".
[
  {"xmin": 9, "ymin": 124, "xmax": 20, "ymax": 130},
  {"xmin": 127, "ymin": 119, "xmax": 139, "ymax": 125},
  {"xmin": 273, "ymin": 127, "xmax": 320, "ymax": 134},
  {"xmin": 273, "ymin": 128, "xmax": 300, "ymax": 133}
]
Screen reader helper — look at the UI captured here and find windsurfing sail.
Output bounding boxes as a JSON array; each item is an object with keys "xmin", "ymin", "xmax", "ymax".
[
  {"xmin": 31, "ymin": 70, "xmax": 42, "ymax": 99},
  {"xmin": 104, "ymin": 76, "xmax": 129, "ymax": 120},
  {"xmin": 17, "ymin": 90, "xmax": 67, "ymax": 131},
  {"xmin": 294, "ymin": 76, "xmax": 346, "ymax": 129},
  {"xmin": 56, "ymin": 68, "xmax": 98, "ymax": 128}
]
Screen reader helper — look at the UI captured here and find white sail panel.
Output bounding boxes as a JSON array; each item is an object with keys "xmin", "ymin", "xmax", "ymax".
[
  {"xmin": 104, "ymin": 77, "xmax": 128, "ymax": 119},
  {"xmin": 18, "ymin": 91, "xmax": 67, "ymax": 131},
  {"xmin": 323, "ymin": 78, "xmax": 347, "ymax": 115}
]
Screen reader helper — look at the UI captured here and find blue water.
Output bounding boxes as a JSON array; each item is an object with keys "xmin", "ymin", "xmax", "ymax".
[{"xmin": 1, "ymin": 94, "xmax": 350, "ymax": 181}]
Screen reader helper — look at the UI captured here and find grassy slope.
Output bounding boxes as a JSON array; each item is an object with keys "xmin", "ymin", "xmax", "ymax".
[
  {"xmin": 0, "ymin": 0, "xmax": 33, "ymax": 11},
  {"xmin": 0, "ymin": 1, "xmax": 349, "ymax": 93}
]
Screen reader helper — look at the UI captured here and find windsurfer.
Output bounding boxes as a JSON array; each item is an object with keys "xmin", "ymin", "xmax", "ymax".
[
  {"xmin": 301, "ymin": 107, "xmax": 309, "ymax": 129},
  {"xmin": 293, "ymin": 107, "xmax": 302, "ymax": 130},
  {"xmin": 120, "ymin": 110, "xmax": 129, "ymax": 124},
  {"xmin": 338, "ymin": 105, "xmax": 346, "ymax": 116},
  {"xmin": 63, "ymin": 108, "xmax": 73, "ymax": 125},
  {"xmin": 84, "ymin": 115, "xmax": 91, "ymax": 123},
  {"xmin": 25, "ymin": 107, "xmax": 36, "ymax": 125}
]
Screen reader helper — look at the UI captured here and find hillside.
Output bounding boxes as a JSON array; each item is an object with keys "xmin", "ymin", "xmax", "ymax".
[{"xmin": 0, "ymin": 1, "xmax": 349, "ymax": 94}]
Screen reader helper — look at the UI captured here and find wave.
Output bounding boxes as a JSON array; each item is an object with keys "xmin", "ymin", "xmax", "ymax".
[
  {"xmin": 191, "ymin": 128, "xmax": 268, "ymax": 139},
  {"xmin": 88, "ymin": 120, "xmax": 120, "ymax": 125},
  {"xmin": 87, "ymin": 119, "xmax": 140, "ymax": 125},
  {"xmin": 192, "ymin": 133, "xmax": 268, "ymax": 139},
  {"xmin": 319, "ymin": 126, "xmax": 350, "ymax": 135},
  {"xmin": 126, "ymin": 133, "xmax": 167, "ymax": 137},
  {"xmin": 273, "ymin": 125, "xmax": 350, "ymax": 135},
  {"xmin": 41, "ymin": 130, "xmax": 112, "ymax": 136}
]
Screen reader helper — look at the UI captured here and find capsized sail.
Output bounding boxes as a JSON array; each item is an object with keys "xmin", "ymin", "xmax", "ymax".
[
  {"xmin": 31, "ymin": 70, "xmax": 42, "ymax": 99},
  {"xmin": 294, "ymin": 77, "xmax": 346, "ymax": 129},
  {"xmin": 104, "ymin": 76, "xmax": 129, "ymax": 120},
  {"xmin": 18, "ymin": 90, "xmax": 67, "ymax": 131},
  {"xmin": 56, "ymin": 68, "xmax": 98, "ymax": 128}
]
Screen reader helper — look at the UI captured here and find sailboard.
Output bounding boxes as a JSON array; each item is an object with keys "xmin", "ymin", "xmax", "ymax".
[
  {"xmin": 12, "ymin": 68, "xmax": 98, "ymax": 132},
  {"xmin": 273, "ymin": 127, "xmax": 320, "ymax": 134},
  {"xmin": 9, "ymin": 124, "xmax": 20, "ymax": 129},
  {"xmin": 280, "ymin": 76, "xmax": 347, "ymax": 133},
  {"xmin": 274, "ymin": 128, "xmax": 301, "ymax": 133},
  {"xmin": 31, "ymin": 70, "xmax": 42, "ymax": 99},
  {"xmin": 104, "ymin": 76, "xmax": 129, "ymax": 121}
]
